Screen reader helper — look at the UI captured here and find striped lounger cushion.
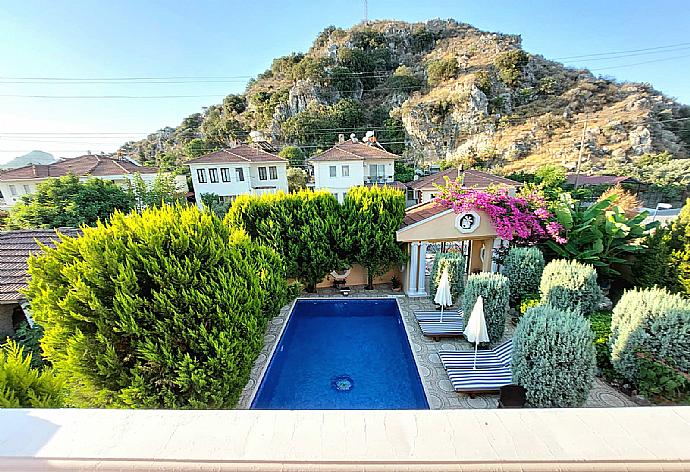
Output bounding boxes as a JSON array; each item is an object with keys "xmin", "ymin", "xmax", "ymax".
[
  {"xmin": 418, "ymin": 318, "xmax": 465, "ymax": 337},
  {"xmin": 438, "ymin": 340, "xmax": 513, "ymax": 369},
  {"xmin": 413, "ymin": 310, "xmax": 463, "ymax": 321},
  {"xmin": 446, "ymin": 366, "xmax": 513, "ymax": 392}
]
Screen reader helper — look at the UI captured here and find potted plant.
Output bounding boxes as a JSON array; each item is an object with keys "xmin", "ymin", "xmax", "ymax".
[{"xmin": 391, "ymin": 275, "xmax": 402, "ymax": 292}]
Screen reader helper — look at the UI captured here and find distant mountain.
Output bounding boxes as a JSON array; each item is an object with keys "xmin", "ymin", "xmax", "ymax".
[{"xmin": 0, "ymin": 150, "xmax": 57, "ymax": 169}]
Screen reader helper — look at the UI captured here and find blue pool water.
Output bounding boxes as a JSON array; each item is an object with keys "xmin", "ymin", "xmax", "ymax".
[{"xmin": 251, "ymin": 299, "xmax": 429, "ymax": 409}]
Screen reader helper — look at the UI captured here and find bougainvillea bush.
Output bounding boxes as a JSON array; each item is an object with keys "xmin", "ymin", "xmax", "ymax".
[{"xmin": 435, "ymin": 185, "xmax": 567, "ymax": 245}]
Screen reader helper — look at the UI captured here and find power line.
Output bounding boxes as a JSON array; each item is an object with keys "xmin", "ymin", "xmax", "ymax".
[
  {"xmin": 590, "ymin": 53, "xmax": 690, "ymax": 71},
  {"xmin": 563, "ymin": 45, "xmax": 690, "ymax": 63},
  {"xmin": 553, "ymin": 41, "xmax": 690, "ymax": 60}
]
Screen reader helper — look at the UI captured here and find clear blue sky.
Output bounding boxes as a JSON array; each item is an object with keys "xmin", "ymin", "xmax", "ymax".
[{"xmin": 1, "ymin": 0, "xmax": 689, "ymax": 163}]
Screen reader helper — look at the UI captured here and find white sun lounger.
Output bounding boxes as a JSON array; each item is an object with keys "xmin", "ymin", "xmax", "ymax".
[
  {"xmin": 446, "ymin": 366, "xmax": 513, "ymax": 394},
  {"xmin": 438, "ymin": 339, "xmax": 513, "ymax": 370}
]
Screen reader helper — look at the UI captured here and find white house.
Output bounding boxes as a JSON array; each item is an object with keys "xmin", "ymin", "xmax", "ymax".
[
  {"xmin": 185, "ymin": 144, "xmax": 288, "ymax": 207},
  {"xmin": 0, "ymin": 154, "xmax": 184, "ymax": 209},
  {"xmin": 308, "ymin": 136, "xmax": 406, "ymax": 202}
]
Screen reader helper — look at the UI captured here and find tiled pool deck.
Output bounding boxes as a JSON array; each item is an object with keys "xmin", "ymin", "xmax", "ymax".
[{"xmin": 237, "ymin": 287, "xmax": 635, "ymax": 409}]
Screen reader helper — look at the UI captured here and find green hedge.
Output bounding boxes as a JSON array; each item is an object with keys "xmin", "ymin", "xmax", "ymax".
[
  {"xmin": 463, "ymin": 273, "xmax": 510, "ymax": 343},
  {"xmin": 26, "ymin": 204, "xmax": 288, "ymax": 409},
  {"xmin": 610, "ymin": 287, "xmax": 690, "ymax": 387},
  {"xmin": 225, "ymin": 190, "xmax": 343, "ymax": 291},
  {"xmin": 503, "ymin": 246, "xmax": 544, "ymax": 305},
  {"xmin": 429, "ymin": 252, "xmax": 466, "ymax": 302},
  {"xmin": 540, "ymin": 259, "xmax": 600, "ymax": 316},
  {"xmin": 512, "ymin": 305, "xmax": 596, "ymax": 407}
]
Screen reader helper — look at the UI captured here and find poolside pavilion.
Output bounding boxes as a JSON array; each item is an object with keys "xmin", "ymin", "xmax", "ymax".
[{"xmin": 396, "ymin": 201, "xmax": 500, "ymax": 297}]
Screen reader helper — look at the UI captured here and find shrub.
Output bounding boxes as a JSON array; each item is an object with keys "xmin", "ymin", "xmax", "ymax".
[
  {"xmin": 633, "ymin": 200, "xmax": 690, "ymax": 297},
  {"xmin": 340, "ymin": 186, "xmax": 406, "ymax": 289},
  {"xmin": 635, "ymin": 353, "xmax": 690, "ymax": 402},
  {"xmin": 546, "ymin": 194, "xmax": 655, "ymax": 278},
  {"xmin": 503, "ymin": 247, "xmax": 545, "ymax": 305},
  {"xmin": 540, "ymin": 259, "xmax": 600, "ymax": 316},
  {"xmin": 11, "ymin": 322, "xmax": 45, "ymax": 370},
  {"xmin": 519, "ymin": 294, "xmax": 541, "ymax": 317},
  {"xmin": 610, "ymin": 287, "xmax": 690, "ymax": 387},
  {"xmin": 0, "ymin": 340, "xmax": 64, "ymax": 408},
  {"xmin": 226, "ymin": 190, "xmax": 343, "ymax": 291},
  {"xmin": 26, "ymin": 204, "xmax": 288, "ymax": 408},
  {"xmin": 494, "ymin": 50, "xmax": 529, "ymax": 86},
  {"xmin": 463, "ymin": 273, "xmax": 510, "ymax": 343},
  {"xmin": 278, "ymin": 146, "xmax": 306, "ymax": 167},
  {"xmin": 512, "ymin": 305, "xmax": 596, "ymax": 407},
  {"xmin": 427, "ymin": 56, "xmax": 459, "ymax": 85},
  {"xmin": 429, "ymin": 252, "xmax": 466, "ymax": 302},
  {"xmin": 590, "ymin": 311, "xmax": 614, "ymax": 372}
]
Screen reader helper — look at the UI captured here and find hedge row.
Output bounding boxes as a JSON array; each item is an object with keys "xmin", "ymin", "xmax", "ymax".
[{"xmin": 226, "ymin": 187, "xmax": 406, "ymax": 290}]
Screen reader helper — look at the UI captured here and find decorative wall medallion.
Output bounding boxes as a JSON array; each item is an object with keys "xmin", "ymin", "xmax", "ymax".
[{"xmin": 455, "ymin": 211, "xmax": 480, "ymax": 234}]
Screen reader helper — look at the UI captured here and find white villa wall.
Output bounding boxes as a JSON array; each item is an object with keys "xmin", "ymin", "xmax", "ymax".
[
  {"xmin": 312, "ymin": 158, "xmax": 394, "ymax": 202},
  {"xmin": 189, "ymin": 163, "xmax": 252, "ymax": 205},
  {"xmin": 189, "ymin": 162, "xmax": 288, "ymax": 208},
  {"xmin": 313, "ymin": 160, "xmax": 365, "ymax": 202}
]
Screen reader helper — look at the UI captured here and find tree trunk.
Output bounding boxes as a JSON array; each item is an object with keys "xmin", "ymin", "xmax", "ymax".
[{"xmin": 366, "ymin": 273, "xmax": 374, "ymax": 290}]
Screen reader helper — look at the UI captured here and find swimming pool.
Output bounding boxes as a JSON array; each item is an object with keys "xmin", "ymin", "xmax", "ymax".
[{"xmin": 251, "ymin": 298, "xmax": 429, "ymax": 409}]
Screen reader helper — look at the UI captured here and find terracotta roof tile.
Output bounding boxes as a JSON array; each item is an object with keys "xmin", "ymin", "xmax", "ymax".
[
  {"xmin": 401, "ymin": 201, "xmax": 450, "ymax": 228},
  {"xmin": 309, "ymin": 140, "xmax": 398, "ymax": 162},
  {"xmin": 408, "ymin": 169, "xmax": 522, "ymax": 190},
  {"xmin": 185, "ymin": 144, "xmax": 286, "ymax": 165},
  {"xmin": 0, "ymin": 228, "xmax": 80, "ymax": 302},
  {"xmin": 0, "ymin": 155, "xmax": 158, "ymax": 181}
]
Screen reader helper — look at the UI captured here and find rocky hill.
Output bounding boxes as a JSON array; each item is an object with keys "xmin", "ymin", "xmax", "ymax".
[{"xmin": 120, "ymin": 19, "xmax": 690, "ymax": 184}]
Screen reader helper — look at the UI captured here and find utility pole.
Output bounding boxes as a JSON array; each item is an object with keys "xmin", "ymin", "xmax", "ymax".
[{"xmin": 573, "ymin": 114, "xmax": 588, "ymax": 189}]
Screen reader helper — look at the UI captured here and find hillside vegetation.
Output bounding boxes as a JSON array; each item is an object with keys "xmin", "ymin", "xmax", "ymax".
[{"xmin": 119, "ymin": 19, "xmax": 690, "ymax": 185}]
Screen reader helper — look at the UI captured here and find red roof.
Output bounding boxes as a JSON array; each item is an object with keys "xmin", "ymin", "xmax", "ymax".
[
  {"xmin": 0, "ymin": 229, "xmax": 80, "ymax": 302},
  {"xmin": 309, "ymin": 140, "xmax": 398, "ymax": 162},
  {"xmin": 401, "ymin": 201, "xmax": 450, "ymax": 228},
  {"xmin": 0, "ymin": 155, "xmax": 158, "ymax": 181},
  {"xmin": 566, "ymin": 174, "xmax": 631, "ymax": 186},
  {"xmin": 408, "ymin": 169, "xmax": 522, "ymax": 190},
  {"xmin": 185, "ymin": 144, "xmax": 286, "ymax": 165}
]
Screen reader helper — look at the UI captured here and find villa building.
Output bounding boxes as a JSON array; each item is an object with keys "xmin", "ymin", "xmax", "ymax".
[
  {"xmin": 407, "ymin": 168, "xmax": 522, "ymax": 205},
  {"xmin": 186, "ymin": 144, "xmax": 288, "ymax": 207},
  {"xmin": 308, "ymin": 136, "xmax": 406, "ymax": 203},
  {"xmin": 0, "ymin": 154, "xmax": 185, "ymax": 209}
]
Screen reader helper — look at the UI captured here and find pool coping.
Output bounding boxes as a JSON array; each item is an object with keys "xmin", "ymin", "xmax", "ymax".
[{"xmin": 241, "ymin": 296, "xmax": 430, "ymax": 410}]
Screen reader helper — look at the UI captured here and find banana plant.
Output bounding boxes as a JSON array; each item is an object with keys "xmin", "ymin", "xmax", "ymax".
[{"xmin": 545, "ymin": 194, "xmax": 659, "ymax": 279}]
